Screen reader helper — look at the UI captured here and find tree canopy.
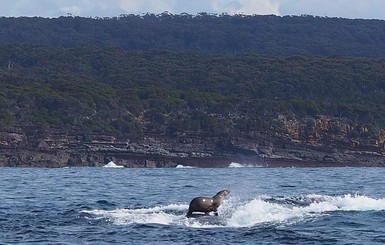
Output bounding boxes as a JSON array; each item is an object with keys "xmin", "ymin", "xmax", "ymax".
[
  {"xmin": 1, "ymin": 45, "xmax": 385, "ymax": 140},
  {"xmin": 1, "ymin": 14, "xmax": 385, "ymax": 57}
]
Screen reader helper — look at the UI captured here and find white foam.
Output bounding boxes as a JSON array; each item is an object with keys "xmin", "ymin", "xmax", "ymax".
[
  {"xmin": 227, "ymin": 199, "xmax": 297, "ymax": 227},
  {"xmin": 81, "ymin": 194, "xmax": 385, "ymax": 228},
  {"xmin": 228, "ymin": 162, "xmax": 262, "ymax": 168},
  {"xmin": 82, "ymin": 204, "xmax": 188, "ymax": 225},
  {"xmin": 175, "ymin": 164, "xmax": 195, "ymax": 168},
  {"xmin": 227, "ymin": 194, "xmax": 385, "ymax": 227},
  {"xmin": 308, "ymin": 194, "xmax": 385, "ymax": 211},
  {"xmin": 103, "ymin": 161, "xmax": 124, "ymax": 168}
]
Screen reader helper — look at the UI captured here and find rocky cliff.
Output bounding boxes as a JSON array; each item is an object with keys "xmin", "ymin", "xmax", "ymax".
[{"xmin": 1, "ymin": 115, "xmax": 385, "ymax": 168}]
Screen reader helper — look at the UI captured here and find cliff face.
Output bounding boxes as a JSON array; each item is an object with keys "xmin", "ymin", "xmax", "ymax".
[
  {"xmin": 1, "ymin": 115, "xmax": 385, "ymax": 168},
  {"xmin": 278, "ymin": 115, "xmax": 385, "ymax": 151},
  {"xmin": 0, "ymin": 127, "xmax": 231, "ymax": 168},
  {"xmin": 271, "ymin": 115, "xmax": 385, "ymax": 166}
]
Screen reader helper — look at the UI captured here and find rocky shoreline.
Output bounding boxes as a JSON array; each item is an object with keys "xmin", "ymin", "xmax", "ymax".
[
  {"xmin": 1, "ymin": 147, "xmax": 384, "ymax": 168},
  {"xmin": 1, "ymin": 125, "xmax": 385, "ymax": 168}
]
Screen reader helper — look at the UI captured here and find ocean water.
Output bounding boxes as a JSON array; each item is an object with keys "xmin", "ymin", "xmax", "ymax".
[{"xmin": 2, "ymin": 165, "xmax": 385, "ymax": 244}]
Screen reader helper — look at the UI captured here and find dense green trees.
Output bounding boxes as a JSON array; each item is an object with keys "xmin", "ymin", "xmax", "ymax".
[
  {"xmin": 0, "ymin": 45, "xmax": 385, "ymax": 139},
  {"xmin": 1, "ymin": 14, "xmax": 385, "ymax": 141},
  {"xmin": 1, "ymin": 14, "xmax": 385, "ymax": 58}
]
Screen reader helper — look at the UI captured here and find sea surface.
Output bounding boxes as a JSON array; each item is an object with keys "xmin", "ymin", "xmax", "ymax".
[{"xmin": 2, "ymin": 164, "xmax": 385, "ymax": 244}]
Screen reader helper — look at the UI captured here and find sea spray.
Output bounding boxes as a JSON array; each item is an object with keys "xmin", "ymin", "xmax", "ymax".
[
  {"xmin": 82, "ymin": 204, "xmax": 188, "ymax": 225},
  {"xmin": 228, "ymin": 162, "xmax": 263, "ymax": 168},
  {"xmin": 175, "ymin": 165, "xmax": 196, "ymax": 168},
  {"xmin": 82, "ymin": 194, "xmax": 385, "ymax": 228}
]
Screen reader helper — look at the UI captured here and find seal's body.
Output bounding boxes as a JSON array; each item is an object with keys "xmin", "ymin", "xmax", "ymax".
[{"xmin": 186, "ymin": 190, "xmax": 230, "ymax": 218}]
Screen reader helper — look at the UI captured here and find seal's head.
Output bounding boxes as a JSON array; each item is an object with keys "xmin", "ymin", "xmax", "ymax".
[{"xmin": 214, "ymin": 189, "xmax": 230, "ymax": 198}]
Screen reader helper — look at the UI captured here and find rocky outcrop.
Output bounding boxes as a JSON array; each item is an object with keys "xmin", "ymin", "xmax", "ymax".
[
  {"xmin": 0, "ymin": 127, "xmax": 230, "ymax": 167},
  {"xmin": 1, "ymin": 115, "xmax": 385, "ymax": 168}
]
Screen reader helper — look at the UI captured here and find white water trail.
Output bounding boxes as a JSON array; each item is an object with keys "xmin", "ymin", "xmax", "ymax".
[
  {"xmin": 82, "ymin": 194, "xmax": 385, "ymax": 228},
  {"xmin": 227, "ymin": 194, "xmax": 385, "ymax": 227},
  {"xmin": 82, "ymin": 204, "xmax": 188, "ymax": 225}
]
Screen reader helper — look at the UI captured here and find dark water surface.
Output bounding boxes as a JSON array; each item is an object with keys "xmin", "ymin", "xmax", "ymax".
[{"xmin": 2, "ymin": 166, "xmax": 385, "ymax": 244}]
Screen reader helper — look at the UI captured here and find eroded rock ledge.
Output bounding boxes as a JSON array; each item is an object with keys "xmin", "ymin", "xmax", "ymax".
[{"xmin": 1, "ymin": 116, "xmax": 385, "ymax": 168}]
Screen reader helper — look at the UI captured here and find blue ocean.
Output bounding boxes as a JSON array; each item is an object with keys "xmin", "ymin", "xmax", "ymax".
[{"xmin": 2, "ymin": 164, "xmax": 385, "ymax": 244}]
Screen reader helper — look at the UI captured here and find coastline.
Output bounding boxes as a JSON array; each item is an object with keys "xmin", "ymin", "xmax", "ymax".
[
  {"xmin": 0, "ymin": 148, "xmax": 384, "ymax": 168},
  {"xmin": 1, "ymin": 127, "xmax": 385, "ymax": 168}
]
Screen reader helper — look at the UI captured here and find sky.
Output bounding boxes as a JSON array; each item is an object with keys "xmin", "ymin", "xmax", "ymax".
[{"xmin": 0, "ymin": 0, "xmax": 385, "ymax": 20}]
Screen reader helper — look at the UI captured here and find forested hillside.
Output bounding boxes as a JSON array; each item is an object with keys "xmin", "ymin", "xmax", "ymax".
[
  {"xmin": 1, "ymin": 45, "xmax": 385, "ymax": 139},
  {"xmin": 1, "ymin": 14, "xmax": 385, "ymax": 57},
  {"xmin": 1, "ymin": 15, "xmax": 385, "ymax": 167}
]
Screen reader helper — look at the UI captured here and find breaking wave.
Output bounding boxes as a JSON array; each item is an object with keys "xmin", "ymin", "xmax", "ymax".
[
  {"xmin": 81, "ymin": 194, "xmax": 385, "ymax": 228},
  {"xmin": 175, "ymin": 165, "xmax": 196, "ymax": 168},
  {"xmin": 103, "ymin": 161, "xmax": 124, "ymax": 168},
  {"xmin": 228, "ymin": 162, "xmax": 263, "ymax": 168}
]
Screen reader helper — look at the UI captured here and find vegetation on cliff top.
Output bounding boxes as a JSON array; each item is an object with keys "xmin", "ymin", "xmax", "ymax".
[
  {"xmin": 0, "ymin": 14, "xmax": 385, "ymax": 144},
  {"xmin": 1, "ymin": 45, "xmax": 385, "ymax": 141}
]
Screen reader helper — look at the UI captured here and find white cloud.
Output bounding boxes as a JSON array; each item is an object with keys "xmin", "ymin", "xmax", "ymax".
[
  {"xmin": 211, "ymin": 0, "xmax": 241, "ymax": 13},
  {"xmin": 279, "ymin": 0, "xmax": 385, "ymax": 19},
  {"xmin": 119, "ymin": 0, "xmax": 177, "ymax": 14},
  {"xmin": 239, "ymin": 0, "xmax": 280, "ymax": 15},
  {"xmin": 211, "ymin": 0, "xmax": 280, "ymax": 15},
  {"xmin": 0, "ymin": 0, "xmax": 60, "ymax": 17},
  {"xmin": 60, "ymin": 6, "xmax": 82, "ymax": 16},
  {"xmin": 119, "ymin": 0, "xmax": 142, "ymax": 13},
  {"xmin": 118, "ymin": 0, "xmax": 280, "ymax": 16},
  {"xmin": 58, "ymin": 0, "xmax": 123, "ymax": 17}
]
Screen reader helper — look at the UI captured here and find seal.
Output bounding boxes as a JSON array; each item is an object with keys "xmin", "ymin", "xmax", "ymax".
[{"xmin": 186, "ymin": 190, "xmax": 230, "ymax": 218}]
